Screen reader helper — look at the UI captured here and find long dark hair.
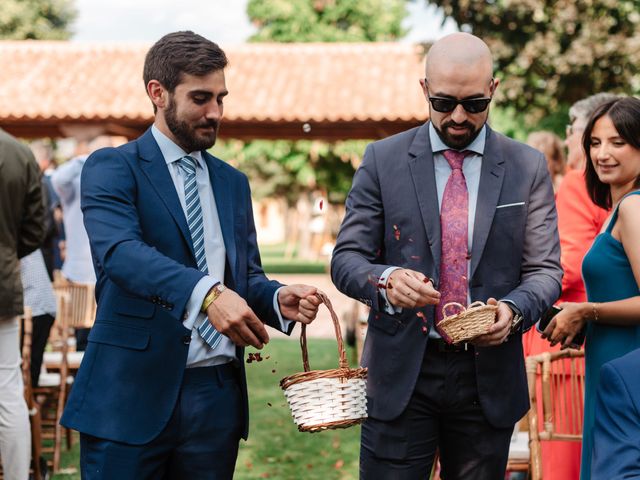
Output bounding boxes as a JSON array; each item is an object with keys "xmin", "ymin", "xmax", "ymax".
[{"xmin": 583, "ymin": 96, "xmax": 640, "ymax": 209}]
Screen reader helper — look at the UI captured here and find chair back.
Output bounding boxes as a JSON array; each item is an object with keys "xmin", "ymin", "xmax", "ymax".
[
  {"xmin": 526, "ymin": 349, "xmax": 585, "ymax": 480},
  {"xmin": 53, "ymin": 281, "xmax": 96, "ymax": 329}
]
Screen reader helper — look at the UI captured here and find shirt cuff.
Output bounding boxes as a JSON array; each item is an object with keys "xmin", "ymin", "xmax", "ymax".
[
  {"xmin": 183, "ymin": 276, "xmax": 219, "ymax": 330},
  {"xmin": 273, "ymin": 287, "xmax": 293, "ymax": 332},
  {"xmin": 379, "ymin": 266, "xmax": 402, "ymax": 315}
]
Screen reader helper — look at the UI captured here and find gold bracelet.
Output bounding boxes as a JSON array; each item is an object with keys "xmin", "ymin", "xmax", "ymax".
[
  {"xmin": 201, "ymin": 283, "xmax": 226, "ymax": 312},
  {"xmin": 592, "ymin": 302, "xmax": 599, "ymax": 322}
]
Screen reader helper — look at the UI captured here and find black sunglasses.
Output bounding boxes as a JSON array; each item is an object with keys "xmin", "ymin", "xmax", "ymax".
[{"xmin": 428, "ymin": 96, "xmax": 492, "ymax": 114}]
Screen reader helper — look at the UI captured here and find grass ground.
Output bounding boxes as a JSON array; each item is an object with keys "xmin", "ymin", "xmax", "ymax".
[{"xmin": 54, "ymin": 338, "xmax": 361, "ymax": 479}]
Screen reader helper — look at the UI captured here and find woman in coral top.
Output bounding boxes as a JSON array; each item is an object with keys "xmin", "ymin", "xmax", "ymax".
[{"xmin": 522, "ymin": 94, "xmax": 615, "ymax": 480}]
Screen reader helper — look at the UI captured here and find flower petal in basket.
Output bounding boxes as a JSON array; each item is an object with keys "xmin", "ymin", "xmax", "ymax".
[{"xmin": 437, "ymin": 301, "xmax": 498, "ymax": 344}]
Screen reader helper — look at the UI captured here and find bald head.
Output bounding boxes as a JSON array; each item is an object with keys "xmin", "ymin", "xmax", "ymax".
[{"xmin": 425, "ymin": 33, "xmax": 493, "ymax": 84}]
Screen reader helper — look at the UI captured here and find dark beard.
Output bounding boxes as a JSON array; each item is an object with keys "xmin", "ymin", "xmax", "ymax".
[
  {"xmin": 165, "ymin": 97, "xmax": 218, "ymax": 152},
  {"xmin": 434, "ymin": 120, "xmax": 483, "ymax": 150}
]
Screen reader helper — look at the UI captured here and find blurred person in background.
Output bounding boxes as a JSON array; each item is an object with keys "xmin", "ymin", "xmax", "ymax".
[
  {"xmin": 30, "ymin": 140, "xmax": 61, "ymax": 279},
  {"xmin": 526, "ymin": 131, "xmax": 566, "ymax": 191},
  {"xmin": 20, "ymin": 249, "xmax": 56, "ymax": 387},
  {"xmin": 0, "ymin": 127, "xmax": 45, "ymax": 480},
  {"xmin": 50, "ymin": 137, "xmax": 112, "ymax": 350},
  {"xmin": 522, "ymin": 92, "xmax": 617, "ymax": 480},
  {"xmin": 542, "ymin": 96, "xmax": 640, "ymax": 480}
]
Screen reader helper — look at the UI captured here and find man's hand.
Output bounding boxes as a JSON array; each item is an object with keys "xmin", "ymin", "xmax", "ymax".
[
  {"xmin": 278, "ymin": 284, "xmax": 321, "ymax": 324},
  {"xmin": 386, "ymin": 269, "xmax": 440, "ymax": 309},
  {"xmin": 471, "ymin": 298, "xmax": 512, "ymax": 347},
  {"xmin": 205, "ymin": 288, "xmax": 269, "ymax": 349}
]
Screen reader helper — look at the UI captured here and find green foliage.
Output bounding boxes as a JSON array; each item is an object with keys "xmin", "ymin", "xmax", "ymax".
[
  {"xmin": 0, "ymin": 0, "xmax": 76, "ymax": 40},
  {"xmin": 212, "ymin": 139, "xmax": 367, "ymax": 204},
  {"xmin": 489, "ymin": 104, "xmax": 569, "ymax": 141},
  {"xmin": 423, "ymin": 0, "xmax": 640, "ymax": 121},
  {"xmin": 247, "ymin": 0, "xmax": 408, "ymax": 42}
]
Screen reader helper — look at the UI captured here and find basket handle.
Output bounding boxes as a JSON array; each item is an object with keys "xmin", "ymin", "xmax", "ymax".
[
  {"xmin": 441, "ymin": 302, "xmax": 466, "ymax": 319},
  {"xmin": 441, "ymin": 301, "xmax": 489, "ymax": 319},
  {"xmin": 300, "ymin": 291, "xmax": 349, "ymax": 372}
]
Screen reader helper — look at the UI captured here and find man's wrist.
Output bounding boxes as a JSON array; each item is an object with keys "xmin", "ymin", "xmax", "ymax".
[
  {"xmin": 502, "ymin": 301, "xmax": 523, "ymax": 334},
  {"xmin": 201, "ymin": 283, "xmax": 226, "ymax": 312}
]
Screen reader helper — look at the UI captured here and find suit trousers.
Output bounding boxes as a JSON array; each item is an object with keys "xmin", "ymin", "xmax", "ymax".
[
  {"xmin": 0, "ymin": 316, "xmax": 31, "ymax": 480},
  {"xmin": 360, "ymin": 340, "xmax": 513, "ymax": 480},
  {"xmin": 80, "ymin": 363, "xmax": 243, "ymax": 480}
]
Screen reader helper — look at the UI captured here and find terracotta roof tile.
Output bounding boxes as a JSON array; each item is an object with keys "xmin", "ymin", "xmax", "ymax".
[{"xmin": 0, "ymin": 41, "xmax": 428, "ymax": 125}]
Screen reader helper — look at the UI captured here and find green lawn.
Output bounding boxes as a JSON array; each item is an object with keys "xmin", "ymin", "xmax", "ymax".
[{"xmin": 55, "ymin": 338, "xmax": 361, "ymax": 479}]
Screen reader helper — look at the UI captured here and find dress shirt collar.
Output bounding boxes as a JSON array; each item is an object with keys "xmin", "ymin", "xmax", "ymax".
[
  {"xmin": 151, "ymin": 124, "xmax": 205, "ymax": 169},
  {"xmin": 429, "ymin": 122, "xmax": 486, "ymax": 156}
]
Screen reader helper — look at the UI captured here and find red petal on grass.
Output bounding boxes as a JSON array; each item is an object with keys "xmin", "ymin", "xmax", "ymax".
[{"xmin": 334, "ymin": 460, "xmax": 344, "ymax": 469}]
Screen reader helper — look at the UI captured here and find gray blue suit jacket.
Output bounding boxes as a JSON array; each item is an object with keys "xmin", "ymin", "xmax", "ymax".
[{"xmin": 331, "ymin": 122, "xmax": 562, "ymax": 428}]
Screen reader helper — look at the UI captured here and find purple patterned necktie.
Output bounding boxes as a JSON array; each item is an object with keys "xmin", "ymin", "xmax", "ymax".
[{"xmin": 436, "ymin": 149, "xmax": 471, "ymax": 343}]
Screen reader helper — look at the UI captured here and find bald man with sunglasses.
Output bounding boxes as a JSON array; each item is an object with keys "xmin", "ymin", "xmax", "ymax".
[{"xmin": 331, "ymin": 33, "xmax": 562, "ymax": 479}]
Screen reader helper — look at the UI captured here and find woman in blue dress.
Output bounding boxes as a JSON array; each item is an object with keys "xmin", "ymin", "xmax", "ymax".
[{"xmin": 542, "ymin": 96, "xmax": 640, "ymax": 480}]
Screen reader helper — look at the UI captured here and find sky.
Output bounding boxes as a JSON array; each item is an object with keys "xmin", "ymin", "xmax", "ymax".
[{"xmin": 71, "ymin": 0, "xmax": 458, "ymax": 44}]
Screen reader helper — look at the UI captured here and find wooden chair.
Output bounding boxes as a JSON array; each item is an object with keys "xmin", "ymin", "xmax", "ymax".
[
  {"xmin": 52, "ymin": 280, "xmax": 96, "ymax": 333},
  {"xmin": 526, "ymin": 349, "xmax": 585, "ymax": 480},
  {"xmin": 33, "ymin": 293, "xmax": 72, "ymax": 473},
  {"xmin": 20, "ymin": 307, "xmax": 44, "ymax": 480}
]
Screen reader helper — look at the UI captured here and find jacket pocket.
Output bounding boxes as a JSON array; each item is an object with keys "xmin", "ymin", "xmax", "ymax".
[
  {"xmin": 114, "ymin": 296, "xmax": 155, "ymax": 318},
  {"xmin": 367, "ymin": 311, "xmax": 403, "ymax": 335},
  {"xmin": 88, "ymin": 323, "xmax": 150, "ymax": 350}
]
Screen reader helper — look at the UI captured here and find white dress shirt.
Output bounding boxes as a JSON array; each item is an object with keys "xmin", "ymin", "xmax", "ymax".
[{"xmin": 151, "ymin": 126, "xmax": 290, "ymax": 367}]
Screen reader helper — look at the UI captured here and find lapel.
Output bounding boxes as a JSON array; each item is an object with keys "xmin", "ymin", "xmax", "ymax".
[
  {"xmin": 203, "ymin": 152, "xmax": 237, "ymax": 284},
  {"xmin": 470, "ymin": 127, "xmax": 505, "ymax": 278},
  {"xmin": 407, "ymin": 122, "xmax": 441, "ymax": 271},
  {"xmin": 137, "ymin": 128, "xmax": 195, "ymax": 259}
]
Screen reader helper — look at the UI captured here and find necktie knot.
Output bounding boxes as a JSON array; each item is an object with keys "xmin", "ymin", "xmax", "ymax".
[
  {"xmin": 177, "ymin": 155, "xmax": 197, "ymax": 176},
  {"xmin": 443, "ymin": 149, "xmax": 469, "ymax": 171}
]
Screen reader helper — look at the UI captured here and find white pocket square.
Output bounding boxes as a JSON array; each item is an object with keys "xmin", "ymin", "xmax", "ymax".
[{"xmin": 496, "ymin": 202, "xmax": 525, "ymax": 209}]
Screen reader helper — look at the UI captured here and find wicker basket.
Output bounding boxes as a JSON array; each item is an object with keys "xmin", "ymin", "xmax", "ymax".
[
  {"xmin": 280, "ymin": 292, "xmax": 367, "ymax": 433},
  {"xmin": 438, "ymin": 301, "xmax": 498, "ymax": 343}
]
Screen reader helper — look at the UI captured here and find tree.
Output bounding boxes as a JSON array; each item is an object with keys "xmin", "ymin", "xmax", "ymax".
[
  {"xmin": 247, "ymin": 0, "xmax": 407, "ymax": 42},
  {"xmin": 0, "ymin": 0, "xmax": 76, "ymax": 40},
  {"xmin": 423, "ymin": 0, "xmax": 640, "ymax": 121},
  {"xmin": 219, "ymin": 1, "xmax": 409, "ymax": 258}
]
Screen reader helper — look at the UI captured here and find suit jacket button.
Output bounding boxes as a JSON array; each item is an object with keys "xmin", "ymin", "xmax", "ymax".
[
  {"xmin": 167, "ymin": 304, "xmax": 174, "ymax": 311},
  {"xmin": 182, "ymin": 334, "xmax": 191, "ymax": 345}
]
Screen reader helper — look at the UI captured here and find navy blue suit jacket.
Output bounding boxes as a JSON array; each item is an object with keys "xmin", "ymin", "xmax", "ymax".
[
  {"xmin": 61, "ymin": 128, "xmax": 287, "ymax": 444},
  {"xmin": 592, "ymin": 348, "xmax": 640, "ymax": 479}
]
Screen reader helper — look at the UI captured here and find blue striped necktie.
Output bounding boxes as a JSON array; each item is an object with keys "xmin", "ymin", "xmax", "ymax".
[{"xmin": 177, "ymin": 155, "xmax": 223, "ymax": 349}]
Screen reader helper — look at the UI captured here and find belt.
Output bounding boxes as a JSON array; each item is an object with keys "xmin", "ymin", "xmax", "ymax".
[
  {"xmin": 428, "ymin": 337, "xmax": 473, "ymax": 353},
  {"xmin": 183, "ymin": 363, "xmax": 238, "ymax": 384}
]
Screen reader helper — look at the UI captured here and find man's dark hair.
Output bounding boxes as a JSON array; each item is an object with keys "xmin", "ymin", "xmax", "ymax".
[
  {"xmin": 143, "ymin": 31, "xmax": 228, "ymax": 94},
  {"xmin": 583, "ymin": 96, "xmax": 640, "ymax": 209}
]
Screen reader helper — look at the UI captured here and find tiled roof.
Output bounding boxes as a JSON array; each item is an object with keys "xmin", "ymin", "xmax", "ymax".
[{"xmin": 0, "ymin": 41, "xmax": 429, "ymax": 139}]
